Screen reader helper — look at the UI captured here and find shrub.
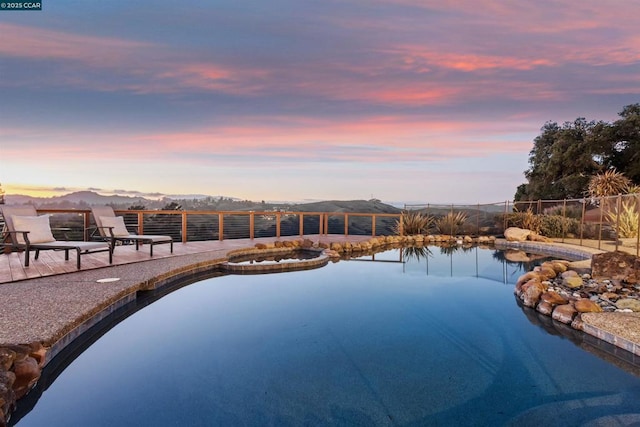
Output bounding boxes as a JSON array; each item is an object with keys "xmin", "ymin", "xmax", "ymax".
[
  {"xmin": 502, "ymin": 210, "xmax": 541, "ymax": 233},
  {"xmin": 605, "ymin": 200, "xmax": 639, "ymax": 238},
  {"xmin": 538, "ymin": 215, "xmax": 580, "ymax": 238},
  {"xmin": 587, "ymin": 169, "xmax": 631, "ymax": 198},
  {"xmin": 395, "ymin": 211, "xmax": 433, "ymax": 235},
  {"xmin": 435, "ymin": 212, "xmax": 467, "ymax": 235}
]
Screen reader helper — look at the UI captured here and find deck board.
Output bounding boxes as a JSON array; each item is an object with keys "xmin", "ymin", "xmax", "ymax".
[{"xmin": 0, "ymin": 236, "xmax": 372, "ymax": 284}]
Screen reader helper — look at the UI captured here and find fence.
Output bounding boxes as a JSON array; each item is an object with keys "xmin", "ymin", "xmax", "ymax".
[
  {"xmin": 405, "ymin": 194, "xmax": 640, "ymax": 256},
  {"xmin": 7, "ymin": 209, "xmax": 403, "ymax": 244},
  {"xmin": 2, "ymin": 195, "xmax": 639, "ymax": 256}
]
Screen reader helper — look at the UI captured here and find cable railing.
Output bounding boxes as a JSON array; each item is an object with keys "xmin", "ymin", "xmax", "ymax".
[
  {"xmin": 11, "ymin": 209, "xmax": 404, "ymax": 244},
  {"xmin": 406, "ymin": 194, "xmax": 640, "ymax": 256},
  {"xmin": 2, "ymin": 195, "xmax": 638, "ymax": 257}
]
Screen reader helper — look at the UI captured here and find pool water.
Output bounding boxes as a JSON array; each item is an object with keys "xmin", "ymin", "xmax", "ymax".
[{"xmin": 14, "ymin": 247, "xmax": 640, "ymax": 426}]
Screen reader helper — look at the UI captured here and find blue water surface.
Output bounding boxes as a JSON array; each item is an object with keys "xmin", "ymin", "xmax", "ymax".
[{"xmin": 15, "ymin": 248, "xmax": 640, "ymax": 426}]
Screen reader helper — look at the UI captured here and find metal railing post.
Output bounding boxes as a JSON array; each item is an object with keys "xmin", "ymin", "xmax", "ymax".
[
  {"xmin": 580, "ymin": 199, "xmax": 586, "ymax": 247},
  {"xmin": 598, "ymin": 196, "xmax": 604, "ymax": 250},
  {"xmin": 562, "ymin": 199, "xmax": 566, "ymax": 243},
  {"xmin": 636, "ymin": 194, "xmax": 640, "ymax": 257},
  {"xmin": 615, "ymin": 194, "xmax": 621, "ymax": 251}
]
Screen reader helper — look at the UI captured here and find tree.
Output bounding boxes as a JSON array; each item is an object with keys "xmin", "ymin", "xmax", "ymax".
[{"xmin": 515, "ymin": 104, "xmax": 640, "ymax": 201}]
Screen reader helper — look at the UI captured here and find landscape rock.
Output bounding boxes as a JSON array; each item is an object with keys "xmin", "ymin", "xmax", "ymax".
[
  {"xmin": 536, "ymin": 301, "xmax": 553, "ymax": 316},
  {"xmin": 616, "ymin": 298, "xmax": 640, "ymax": 312},
  {"xmin": 563, "ymin": 276, "xmax": 584, "ymax": 289},
  {"xmin": 574, "ymin": 299, "xmax": 603, "ymax": 313},
  {"xmin": 541, "ymin": 291, "xmax": 568, "ymax": 306},
  {"xmin": 552, "ymin": 304, "xmax": 577, "ymax": 324},
  {"xmin": 504, "ymin": 227, "xmax": 531, "ymax": 242},
  {"xmin": 522, "ymin": 281, "xmax": 546, "ymax": 308},
  {"xmin": 528, "ymin": 232, "xmax": 552, "ymax": 243},
  {"xmin": 591, "ymin": 251, "xmax": 640, "ymax": 284}
]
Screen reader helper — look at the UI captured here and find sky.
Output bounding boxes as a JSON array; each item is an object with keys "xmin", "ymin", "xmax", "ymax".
[{"xmin": 1, "ymin": 0, "xmax": 639, "ymax": 205}]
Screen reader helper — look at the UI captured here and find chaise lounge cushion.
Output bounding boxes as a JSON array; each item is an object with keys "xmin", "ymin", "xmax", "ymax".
[
  {"xmin": 11, "ymin": 215, "xmax": 55, "ymax": 244},
  {"xmin": 99, "ymin": 216, "xmax": 130, "ymax": 237}
]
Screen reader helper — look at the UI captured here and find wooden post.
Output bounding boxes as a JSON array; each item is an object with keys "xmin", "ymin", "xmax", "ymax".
[
  {"xmin": 249, "ymin": 212, "xmax": 255, "ymax": 240},
  {"xmin": 218, "ymin": 213, "xmax": 224, "ymax": 241},
  {"xmin": 83, "ymin": 212, "xmax": 90, "ymax": 241},
  {"xmin": 476, "ymin": 203, "xmax": 480, "ymax": 236},
  {"xmin": 138, "ymin": 212, "xmax": 144, "ymax": 235},
  {"xmin": 299, "ymin": 214, "xmax": 304, "ymax": 237},
  {"xmin": 324, "ymin": 213, "xmax": 328, "ymax": 236},
  {"xmin": 372, "ymin": 214, "xmax": 376, "ymax": 236},
  {"xmin": 181, "ymin": 212, "xmax": 187, "ymax": 243},
  {"xmin": 344, "ymin": 214, "xmax": 349, "ymax": 236},
  {"xmin": 276, "ymin": 213, "xmax": 281, "ymax": 238}
]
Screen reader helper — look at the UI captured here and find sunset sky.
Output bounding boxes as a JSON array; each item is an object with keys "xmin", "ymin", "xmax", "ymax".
[{"xmin": 1, "ymin": 0, "xmax": 639, "ymax": 204}]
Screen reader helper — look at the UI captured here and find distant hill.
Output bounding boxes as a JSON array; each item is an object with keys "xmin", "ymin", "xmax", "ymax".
[
  {"xmin": 2, "ymin": 191, "xmax": 401, "ymax": 214},
  {"xmin": 292, "ymin": 199, "xmax": 401, "ymax": 214},
  {"xmin": 4, "ymin": 191, "xmax": 154, "ymax": 208}
]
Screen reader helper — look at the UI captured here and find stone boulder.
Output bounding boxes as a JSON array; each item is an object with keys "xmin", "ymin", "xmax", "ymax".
[
  {"xmin": 591, "ymin": 251, "xmax": 640, "ymax": 284},
  {"xmin": 522, "ymin": 281, "xmax": 546, "ymax": 308},
  {"xmin": 616, "ymin": 298, "xmax": 640, "ymax": 312},
  {"xmin": 574, "ymin": 299, "xmax": 603, "ymax": 313},
  {"xmin": 552, "ymin": 304, "xmax": 577, "ymax": 324},
  {"xmin": 504, "ymin": 227, "xmax": 531, "ymax": 242},
  {"xmin": 563, "ymin": 276, "xmax": 584, "ymax": 289},
  {"xmin": 541, "ymin": 291, "xmax": 568, "ymax": 306}
]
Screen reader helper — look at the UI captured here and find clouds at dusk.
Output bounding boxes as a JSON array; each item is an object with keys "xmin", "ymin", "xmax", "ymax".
[{"xmin": 1, "ymin": 0, "xmax": 638, "ymax": 203}]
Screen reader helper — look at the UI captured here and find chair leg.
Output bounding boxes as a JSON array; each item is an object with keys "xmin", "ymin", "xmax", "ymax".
[
  {"xmin": 35, "ymin": 249, "xmax": 40, "ymax": 260},
  {"xmin": 150, "ymin": 242, "xmax": 153, "ymax": 257},
  {"xmin": 75, "ymin": 248, "xmax": 81, "ymax": 270},
  {"xmin": 108, "ymin": 247, "xmax": 113, "ymax": 264},
  {"xmin": 170, "ymin": 240, "xmax": 173, "ymax": 253},
  {"xmin": 25, "ymin": 245, "xmax": 30, "ymax": 267},
  {"xmin": 65, "ymin": 249, "xmax": 70, "ymax": 261}
]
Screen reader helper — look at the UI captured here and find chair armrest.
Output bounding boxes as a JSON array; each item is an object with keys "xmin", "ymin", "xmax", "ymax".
[{"xmin": 4, "ymin": 230, "xmax": 31, "ymax": 245}]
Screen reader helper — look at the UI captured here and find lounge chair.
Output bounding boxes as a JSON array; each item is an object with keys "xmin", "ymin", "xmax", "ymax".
[
  {"xmin": 91, "ymin": 206, "xmax": 173, "ymax": 257},
  {"xmin": 0, "ymin": 205, "xmax": 112, "ymax": 270}
]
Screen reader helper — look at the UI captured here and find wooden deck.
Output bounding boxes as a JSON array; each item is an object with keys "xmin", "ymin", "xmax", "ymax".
[{"xmin": 0, "ymin": 235, "xmax": 371, "ymax": 284}]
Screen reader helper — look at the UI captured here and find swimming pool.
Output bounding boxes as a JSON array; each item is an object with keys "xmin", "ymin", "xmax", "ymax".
[{"xmin": 13, "ymin": 247, "xmax": 640, "ymax": 426}]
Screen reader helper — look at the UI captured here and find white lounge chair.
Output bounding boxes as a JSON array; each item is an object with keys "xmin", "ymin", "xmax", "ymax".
[
  {"xmin": 91, "ymin": 206, "xmax": 173, "ymax": 257},
  {"xmin": 0, "ymin": 205, "xmax": 112, "ymax": 270}
]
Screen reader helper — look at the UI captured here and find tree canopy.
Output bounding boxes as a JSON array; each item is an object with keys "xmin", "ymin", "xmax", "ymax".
[{"xmin": 515, "ymin": 104, "xmax": 640, "ymax": 201}]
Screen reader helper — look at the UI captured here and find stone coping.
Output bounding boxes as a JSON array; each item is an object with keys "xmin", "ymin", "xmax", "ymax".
[
  {"xmin": 494, "ymin": 238, "xmax": 603, "ymax": 260},
  {"xmin": 222, "ymin": 248, "xmax": 329, "ymax": 274}
]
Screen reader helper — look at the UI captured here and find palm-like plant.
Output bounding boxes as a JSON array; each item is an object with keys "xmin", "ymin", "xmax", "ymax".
[
  {"xmin": 627, "ymin": 185, "xmax": 640, "ymax": 194},
  {"xmin": 394, "ymin": 211, "xmax": 433, "ymax": 235},
  {"xmin": 605, "ymin": 199, "xmax": 639, "ymax": 238},
  {"xmin": 587, "ymin": 169, "xmax": 632, "ymax": 198},
  {"xmin": 435, "ymin": 212, "xmax": 467, "ymax": 236}
]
